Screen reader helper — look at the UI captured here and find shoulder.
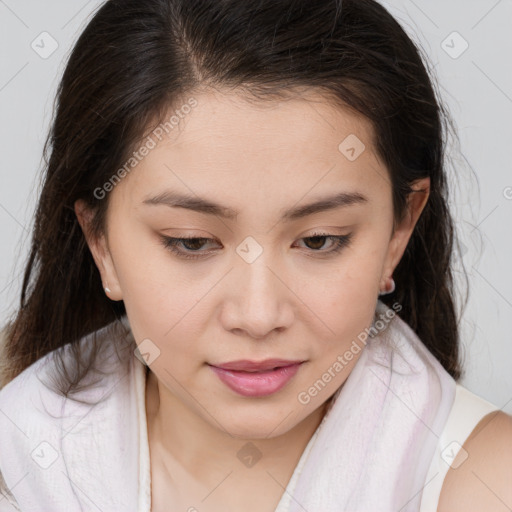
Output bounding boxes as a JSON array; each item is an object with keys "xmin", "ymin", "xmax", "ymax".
[
  {"xmin": 0, "ymin": 347, "xmax": 53, "ymax": 404},
  {"xmin": 0, "ymin": 316, "xmax": 133, "ymax": 432},
  {"xmin": 438, "ymin": 408, "xmax": 512, "ymax": 511},
  {"xmin": 0, "ymin": 344, "xmax": 67, "ymax": 453},
  {"xmin": 0, "ymin": 316, "xmax": 132, "ymax": 399},
  {"xmin": 0, "ymin": 317, "xmax": 138, "ymax": 510}
]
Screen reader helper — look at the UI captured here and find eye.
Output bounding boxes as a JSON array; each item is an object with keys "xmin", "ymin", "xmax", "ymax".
[
  {"xmin": 160, "ymin": 236, "xmax": 219, "ymax": 260},
  {"xmin": 159, "ymin": 232, "xmax": 353, "ymax": 260},
  {"xmin": 293, "ymin": 231, "xmax": 353, "ymax": 256}
]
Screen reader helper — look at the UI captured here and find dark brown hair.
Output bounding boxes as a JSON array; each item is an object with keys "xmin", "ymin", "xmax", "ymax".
[{"xmin": 1, "ymin": 0, "xmax": 466, "ymax": 394}]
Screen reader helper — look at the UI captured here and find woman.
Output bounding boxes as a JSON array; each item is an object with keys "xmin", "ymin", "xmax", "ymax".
[{"xmin": 0, "ymin": 0, "xmax": 510, "ymax": 510}]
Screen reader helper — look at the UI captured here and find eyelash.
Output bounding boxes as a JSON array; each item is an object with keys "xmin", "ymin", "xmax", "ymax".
[{"xmin": 159, "ymin": 231, "xmax": 353, "ymax": 260}]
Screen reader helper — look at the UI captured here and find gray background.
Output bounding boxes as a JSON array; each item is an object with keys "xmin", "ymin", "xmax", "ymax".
[{"xmin": 0, "ymin": 0, "xmax": 511, "ymax": 412}]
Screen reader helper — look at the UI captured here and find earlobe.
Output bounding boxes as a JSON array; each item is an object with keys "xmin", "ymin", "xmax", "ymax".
[{"xmin": 74, "ymin": 199, "xmax": 123, "ymax": 301}]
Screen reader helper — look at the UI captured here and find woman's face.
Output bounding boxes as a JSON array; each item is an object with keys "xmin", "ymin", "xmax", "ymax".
[{"xmin": 76, "ymin": 88, "xmax": 429, "ymax": 438}]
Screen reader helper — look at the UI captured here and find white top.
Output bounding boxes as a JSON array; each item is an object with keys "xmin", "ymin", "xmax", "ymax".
[{"xmin": 419, "ymin": 383, "xmax": 499, "ymax": 511}]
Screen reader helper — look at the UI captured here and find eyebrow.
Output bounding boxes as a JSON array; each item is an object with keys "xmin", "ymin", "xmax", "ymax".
[{"xmin": 142, "ymin": 190, "xmax": 368, "ymax": 221}]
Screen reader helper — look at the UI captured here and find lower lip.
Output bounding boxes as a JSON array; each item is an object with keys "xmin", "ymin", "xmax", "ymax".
[{"xmin": 209, "ymin": 363, "xmax": 302, "ymax": 397}]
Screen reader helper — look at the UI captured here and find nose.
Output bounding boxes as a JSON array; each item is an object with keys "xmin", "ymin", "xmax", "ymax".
[{"xmin": 219, "ymin": 253, "xmax": 294, "ymax": 339}]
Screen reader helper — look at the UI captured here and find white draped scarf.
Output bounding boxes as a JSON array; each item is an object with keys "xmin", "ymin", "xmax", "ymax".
[{"xmin": 0, "ymin": 299, "xmax": 455, "ymax": 511}]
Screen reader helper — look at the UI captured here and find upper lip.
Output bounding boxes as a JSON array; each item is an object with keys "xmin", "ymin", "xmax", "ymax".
[{"xmin": 210, "ymin": 359, "xmax": 304, "ymax": 372}]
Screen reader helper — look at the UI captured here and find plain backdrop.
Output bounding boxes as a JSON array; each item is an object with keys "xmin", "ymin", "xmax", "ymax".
[{"xmin": 0, "ymin": 0, "xmax": 511, "ymax": 412}]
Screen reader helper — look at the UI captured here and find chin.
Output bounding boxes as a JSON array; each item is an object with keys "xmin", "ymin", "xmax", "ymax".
[
  {"xmin": 223, "ymin": 423, "xmax": 290, "ymax": 441},
  {"xmin": 207, "ymin": 404, "xmax": 304, "ymax": 440}
]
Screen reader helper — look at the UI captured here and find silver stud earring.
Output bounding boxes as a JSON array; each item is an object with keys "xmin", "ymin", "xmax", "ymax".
[{"xmin": 104, "ymin": 286, "xmax": 111, "ymax": 294}]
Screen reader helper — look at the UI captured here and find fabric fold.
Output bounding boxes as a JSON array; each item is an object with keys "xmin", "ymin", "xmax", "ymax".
[
  {"xmin": 0, "ymin": 318, "xmax": 140, "ymax": 512},
  {"xmin": 285, "ymin": 299, "xmax": 456, "ymax": 512}
]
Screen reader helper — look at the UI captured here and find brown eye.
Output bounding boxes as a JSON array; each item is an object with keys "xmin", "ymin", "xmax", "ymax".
[
  {"xmin": 295, "ymin": 232, "xmax": 353, "ymax": 255},
  {"xmin": 160, "ymin": 232, "xmax": 353, "ymax": 261},
  {"xmin": 179, "ymin": 238, "xmax": 210, "ymax": 251},
  {"xmin": 302, "ymin": 235, "xmax": 329, "ymax": 250},
  {"xmin": 160, "ymin": 236, "xmax": 219, "ymax": 260}
]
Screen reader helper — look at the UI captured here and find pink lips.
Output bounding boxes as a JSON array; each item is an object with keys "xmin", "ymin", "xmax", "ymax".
[{"xmin": 208, "ymin": 359, "xmax": 304, "ymax": 397}]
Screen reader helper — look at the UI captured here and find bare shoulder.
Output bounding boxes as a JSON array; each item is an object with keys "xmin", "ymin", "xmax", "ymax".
[{"xmin": 438, "ymin": 410, "xmax": 512, "ymax": 512}]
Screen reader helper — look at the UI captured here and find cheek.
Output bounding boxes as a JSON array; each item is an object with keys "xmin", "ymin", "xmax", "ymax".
[
  {"xmin": 109, "ymin": 227, "xmax": 211, "ymax": 344},
  {"xmin": 306, "ymin": 277, "xmax": 376, "ymax": 342},
  {"xmin": 296, "ymin": 247, "xmax": 384, "ymax": 343}
]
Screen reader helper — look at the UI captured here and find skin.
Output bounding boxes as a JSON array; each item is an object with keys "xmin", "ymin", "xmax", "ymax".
[
  {"xmin": 437, "ymin": 410, "xmax": 512, "ymax": 512},
  {"xmin": 74, "ymin": 87, "xmax": 511, "ymax": 511}
]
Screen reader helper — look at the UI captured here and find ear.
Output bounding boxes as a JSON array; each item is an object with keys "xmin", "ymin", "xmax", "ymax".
[
  {"xmin": 379, "ymin": 177, "xmax": 430, "ymax": 290},
  {"xmin": 74, "ymin": 199, "xmax": 123, "ymax": 301}
]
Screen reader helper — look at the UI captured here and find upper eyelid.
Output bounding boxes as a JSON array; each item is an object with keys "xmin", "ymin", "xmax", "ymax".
[
  {"xmin": 168, "ymin": 232, "xmax": 345, "ymax": 243},
  {"xmin": 163, "ymin": 228, "xmax": 351, "ymax": 239},
  {"xmin": 164, "ymin": 232, "xmax": 351, "ymax": 249}
]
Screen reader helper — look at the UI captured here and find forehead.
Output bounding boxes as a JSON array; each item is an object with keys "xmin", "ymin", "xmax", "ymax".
[
  {"xmin": 156, "ymin": 88, "xmax": 376, "ymax": 158},
  {"xmin": 112, "ymin": 88, "xmax": 389, "ymax": 214}
]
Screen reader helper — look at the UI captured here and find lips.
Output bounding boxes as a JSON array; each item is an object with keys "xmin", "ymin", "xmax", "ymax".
[
  {"xmin": 210, "ymin": 358, "xmax": 304, "ymax": 372},
  {"xmin": 208, "ymin": 359, "xmax": 305, "ymax": 397}
]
